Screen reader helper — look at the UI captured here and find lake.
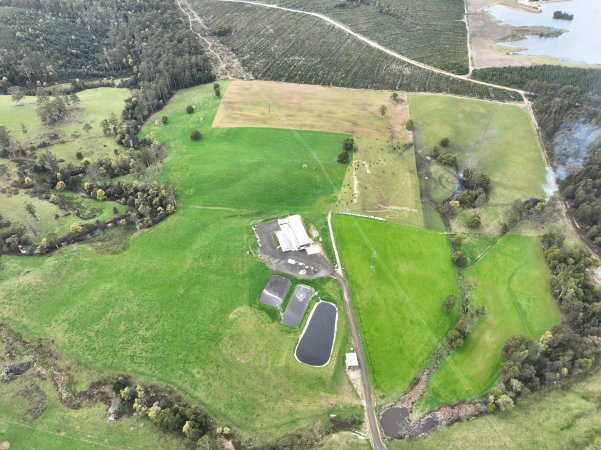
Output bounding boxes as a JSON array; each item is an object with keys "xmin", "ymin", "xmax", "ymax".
[{"xmin": 487, "ymin": 0, "xmax": 601, "ymax": 65}]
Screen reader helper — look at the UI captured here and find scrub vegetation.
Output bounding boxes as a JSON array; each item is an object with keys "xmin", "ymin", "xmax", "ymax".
[{"xmin": 389, "ymin": 368, "xmax": 601, "ymax": 450}]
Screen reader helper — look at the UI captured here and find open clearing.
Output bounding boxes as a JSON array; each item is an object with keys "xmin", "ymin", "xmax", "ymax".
[
  {"xmin": 390, "ymin": 368, "xmax": 601, "ymax": 449},
  {"xmin": 334, "ymin": 216, "xmax": 459, "ymax": 404},
  {"xmin": 0, "ymin": 83, "xmax": 359, "ymax": 443},
  {"xmin": 214, "ymin": 80, "xmax": 422, "ymax": 226},
  {"xmin": 417, "ymin": 235, "xmax": 560, "ymax": 411},
  {"xmin": 408, "ymin": 94, "xmax": 547, "ymax": 232}
]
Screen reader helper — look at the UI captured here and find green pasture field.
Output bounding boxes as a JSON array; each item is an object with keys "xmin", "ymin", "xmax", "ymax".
[
  {"xmin": 416, "ymin": 235, "xmax": 560, "ymax": 411},
  {"xmin": 0, "ymin": 192, "xmax": 125, "ymax": 243},
  {"xmin": 0, "ymin": 371, "xmax": 179, "ymax": 449},
  {"xmin": 390, "ymin": 368, "xmax": 601, "ymax": 449},
  {"xmin": 0, "ymin": 87, "xmax": 128, "ymax": 161},
  {"xmin": 334, "ymin": 215, "xmax": 459, "ymax": 404},
  {"xmin": 408, "ymin": 95, "xmax": 547, "ymax": 233},
  {"xmin": 0, "ymin": 83, "xmax": 358, "ymax": 444}
]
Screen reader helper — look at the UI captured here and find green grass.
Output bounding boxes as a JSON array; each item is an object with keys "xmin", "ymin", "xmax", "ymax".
[
  {"xmin": 428, "ymin": 161, "xmax": 457, "ymax": 205},
  {"xmin": 389, "ymin": 369, "xmax": 601, "ymax": 449},
  {"xmin": 0, "ymin": 88, "xmax": 129, "ymax": 145},
  {"xmin": 0, "ymin": 83, "xmax": 357, "ymax": 444},
  {"xmin": 408, "ymin": 95, "xmax": 547, "ymax": 233},
  {"xmin": 0, "ymin": 192, "xmax": 124, "ymax": 243},
  {"xmin": 416, "ymin": 235, "xmax": 560, "ymax": 411},
  {"xmin": 0, "ymin": 88, "xmax": 130, "ymax": 242},
  {"xmin": 0, "ymin": 372, "xmax": 179, "ymax": 449},
  {"xmin": 334, "ymin": 216, "xmax": 459, "ymax": 404}
]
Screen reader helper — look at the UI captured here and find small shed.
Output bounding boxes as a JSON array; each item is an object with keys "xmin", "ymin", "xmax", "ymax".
[{"xmin": 345, "ymin": 352, "xmax": 359, "ymax": 369}]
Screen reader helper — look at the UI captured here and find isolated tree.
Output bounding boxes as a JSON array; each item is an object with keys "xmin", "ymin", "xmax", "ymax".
[
  {"xmin": 214, "ymin": 87, "xmax": 221, "ymax": 97},
  {"xmin": 191, "ymin": 130, "xmax": 202, "ymax": 141},
  {"xmin": 343, "ymin": 137, "xmax": 355, "ymax": 152},
  {"xmin": 467, "ymin": 214, "xmax": 481, "ymax": 229},
  {"xmin": 162, "ymin": 116, "xmax": 169, "ymax": 124},
  {"xmin": 8, "ymin": 86, "xmax": 25, "ymax": 103},
  {"xmin": 186, "ymin": 105, "xmax": 194, "ymax": 114},
  {"xmin": 337, "ymin": 151, "xmax": 350, "ymax": 164},
  {"xmin": 452, "ymin": 250, "xmax": 467, "ymax": 267},
  {"xmin": 100, "ymin": 119, "xmax": 111, "ymax": 136},
  {"xmin": 379, "ymin": 105, "xmax": 387, "ymax": 116},
  {"xmin": 25, "ymin": 202, "xmax": 37, "ymax": 221},
  {"xmin": 440, "ymin": 137, "xmax": 450, "ymax": 147},
  {"xmin": 443, "ymin": 295, "xmax": 457, "ymax": 313},
  {"xmin": 390, "ymin": 92, "xmax": 399, "ymax": 102},
  {"xmin": 83, "ymin": 123, "xmax": 92, "ymax": 134},
  {"xmin": 405, "ymin": 119, "xmax": 415, "ymax": 131},
  {"xmin": 76, "ymin": 151, "xmax": 84, "ymax": 160}
]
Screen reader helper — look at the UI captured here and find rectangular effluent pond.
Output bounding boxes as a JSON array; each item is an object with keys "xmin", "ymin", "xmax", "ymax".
[
  {"xmin": 295, "ymin": 301, "xmax": 338, "ymax": 367},
  {"xmin": 260, "ymin": 275, "xmax": 291, "ymax": 308},
  {"xmin": 282, "ymin": 284, "xmax": 315, "ymax": 327}
]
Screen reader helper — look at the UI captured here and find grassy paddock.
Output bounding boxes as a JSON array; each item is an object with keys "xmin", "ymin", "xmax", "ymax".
[
  {"xmin": 408, "ymin": 94, "xmax": 547, "ymax": 233},
  {"xmin": 334, "ymin": 216, "xmax": 459, "ymax": 404},
  {"xmin": 0, "ymin": 83, "xmax": 358, "ymax": 444},
  {"xmin": 417, "ymin": 235, "xmax": 560, "ymax": 411},
  {"xmin": 212, "ymin": 80, "xmax": 423, "ymax": 226}
]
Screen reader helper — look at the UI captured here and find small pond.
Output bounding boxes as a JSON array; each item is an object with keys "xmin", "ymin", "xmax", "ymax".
[
  {"xmin": 295, "ymin": 301, "xmax": 337, "ymax": 367},
  {"xmin": 487, "ymin": 0, "xmax": 601, "ymax": 65},
  {"xmin": 380, "ymin": 407, "xmax": 440, "ymax": 439}
]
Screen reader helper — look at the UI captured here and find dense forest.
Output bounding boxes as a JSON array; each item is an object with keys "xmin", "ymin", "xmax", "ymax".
[
  {"xmin": 0, "ymin": 0, "xmax": 214, "ymax": 125},
  {"xmin": 473, "ymin": 66, "xmax": 601, "ymax": 249}
]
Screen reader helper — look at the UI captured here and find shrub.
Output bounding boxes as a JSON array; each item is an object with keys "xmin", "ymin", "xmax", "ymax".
[
  {"xmin": 337, "ymin": 151, "xmax": 350, "ymax": 163},
  {"xmin": 343, "ymin": 137, "xmax": 354, "ymax": 151},
  {"xmin": 55, "ymin": 181, "xmax": 65, "ymax": 191},
  {"xmin": 452, "ymin": 250, "xmax": 467, "ymax": 267},
  {"xmin": 440, "ymin": 137, "xmax": 450, "ymax": 147},
  {"xmin": 191, "ymin": 130, "xmax": 202, "ymax": 141},
  {"xmin": 76, "ymin": 151, "xmax": 83, "ymax": 160},
  {"xmin": 186, "ymin": 105, "xmax": 194, "ymax": 114},
  {"xmin": 443, "ymin": 295, "xmax": 457, "ymax": 312},
  {"xmin": 467, "ymin": 214, "xmax": 482, "ymax": 229},
  {"xmin": 161, "ymin": 116, "xmax": 168, "ymax": 124},
  {"xmin": 70, "ymin": 223, "xmax": 84, "ymax": 234},
  {"xmin": 405, "ymin": 119, "xmax": 415, "ymax": 131}
]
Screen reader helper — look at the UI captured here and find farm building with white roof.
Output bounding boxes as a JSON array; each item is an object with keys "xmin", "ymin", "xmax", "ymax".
[{"xmin": 276, "ymin": 215, "xmax": 313, "ymax": 252}]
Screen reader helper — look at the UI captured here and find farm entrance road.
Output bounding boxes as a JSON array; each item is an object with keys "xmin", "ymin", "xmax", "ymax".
[
  {"xmin": 214, "ymin": 0, "xmax": 525, "ymax": 97},
  {"xmin": 327, "ymin": 212, "xmax": 386, "ymax": 450}
]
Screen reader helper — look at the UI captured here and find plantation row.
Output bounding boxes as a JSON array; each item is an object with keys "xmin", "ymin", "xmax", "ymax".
[
  {"xmin": 194, "ymin": 1, "xmax": 519, "ymax": 101},
  {"xmin": 249, "ymin": 0, "xmax": 469, "ymax": 74}
]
